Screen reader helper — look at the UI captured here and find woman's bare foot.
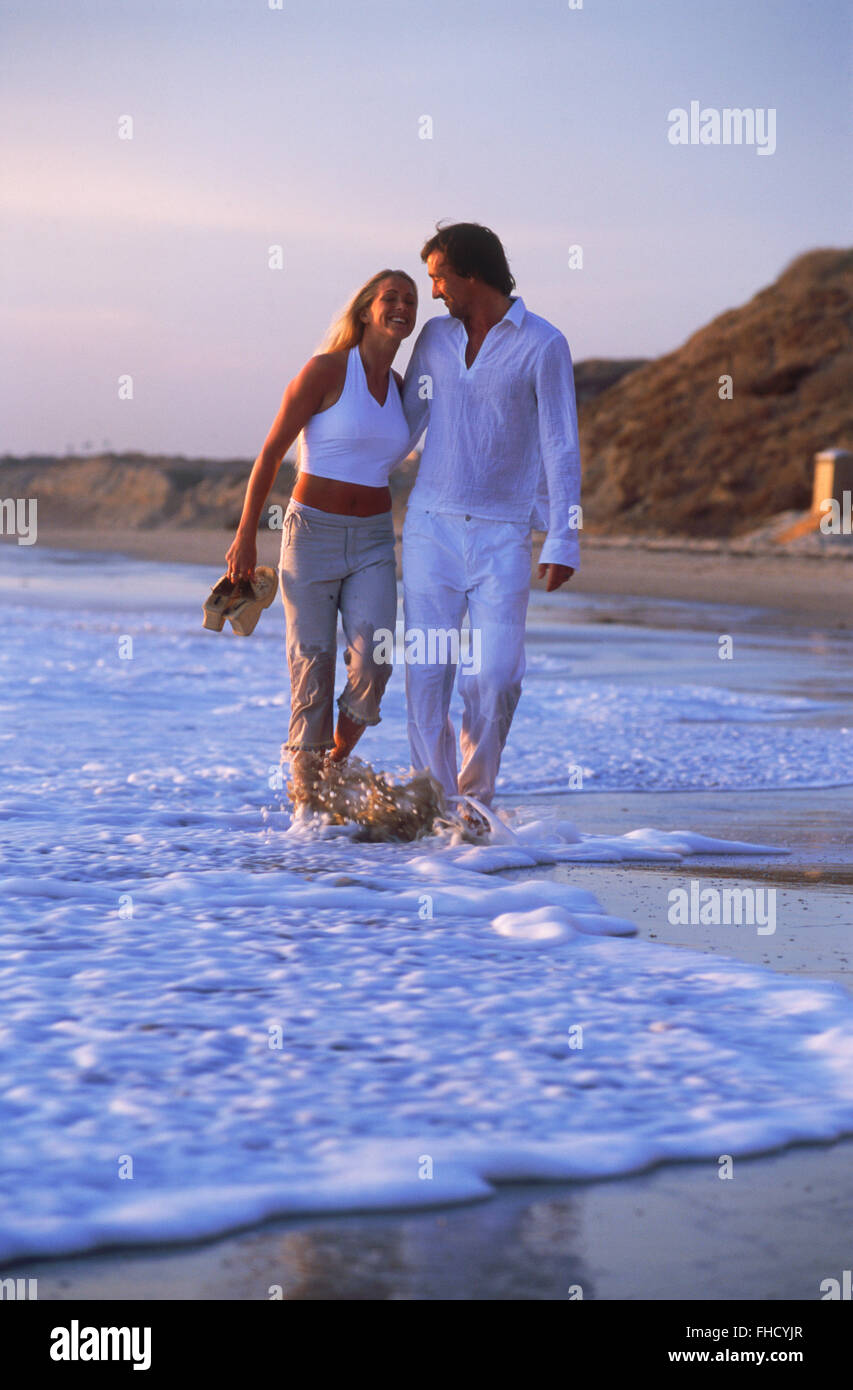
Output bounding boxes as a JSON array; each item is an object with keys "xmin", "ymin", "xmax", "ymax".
[
  {"xmin": 328, "ymin": 710, "xmax": 366, "ymax": 764},
  {"xmin": 286, "ymin": 750, "xmax": 327, "ymax": 812}
]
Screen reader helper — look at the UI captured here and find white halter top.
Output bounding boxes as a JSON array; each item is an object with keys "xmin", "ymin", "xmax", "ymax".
[{"xmin": 299, "ymin": 345, "xmax": 411, "ymax": 487}]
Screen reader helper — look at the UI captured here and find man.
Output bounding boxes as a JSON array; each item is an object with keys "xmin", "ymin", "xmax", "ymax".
[{"xmin": 401, "ymin": 222, "xmax": 581, "ymax": 814}]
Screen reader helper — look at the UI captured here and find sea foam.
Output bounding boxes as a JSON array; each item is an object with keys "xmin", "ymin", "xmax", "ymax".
[{"xmin": 1, "ymin": 551, "xmax": 852, "ymax": 1262}]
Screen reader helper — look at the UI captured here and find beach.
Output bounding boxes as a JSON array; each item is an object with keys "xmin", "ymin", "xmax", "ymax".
[{"xmin": 1, "ymin": 535, "xmax": 851, "ymax": 1299}]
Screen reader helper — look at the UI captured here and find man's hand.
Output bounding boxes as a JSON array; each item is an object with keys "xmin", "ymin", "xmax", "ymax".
[{"xmin": 538, "ymin": 563, "xmax": 574, "ymax": 592}]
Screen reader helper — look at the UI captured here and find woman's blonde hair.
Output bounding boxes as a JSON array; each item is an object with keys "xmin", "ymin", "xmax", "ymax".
[{"xmin": 321, "ymin": 268, "xmax": 417, "ymax": 353}]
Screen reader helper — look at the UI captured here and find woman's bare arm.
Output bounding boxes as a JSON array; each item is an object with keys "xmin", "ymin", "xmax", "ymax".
[{"xmin": 226, "ymin": 354, "xmax": 342, "ymax": 579}]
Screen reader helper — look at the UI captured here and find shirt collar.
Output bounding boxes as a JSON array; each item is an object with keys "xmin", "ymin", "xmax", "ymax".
[
  {"xmin": 447, "ymin": 293, "xmax": 527, "ymax": 341},
  {"xmin": 503, "ymin": 296, "xmax": 526, "ymax": 327},
  {"xmin": 449, "ymin": 296, "xmax": 526, "ymax": 334}
]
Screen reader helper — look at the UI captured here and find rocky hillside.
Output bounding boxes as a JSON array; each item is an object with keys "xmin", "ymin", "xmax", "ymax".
[
  {"xmin": 0, "ymin": 454, "xmax": 263, "ymax": 531},
  {"xmin": 579, "ymin": 248, "xmax": 853, "ymax": 536},
  {"xmin": 573, "ymin": 358, "xmax": 648, "ymax": 406}
]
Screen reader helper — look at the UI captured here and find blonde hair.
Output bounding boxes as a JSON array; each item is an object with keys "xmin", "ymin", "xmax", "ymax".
[
  {"xmin": 295, "ymin": 269, "xmax": 417, "ymax": 472},
  {"xmin": 321, "ymin": 268, "xmax": 417, "ymax": 353}
]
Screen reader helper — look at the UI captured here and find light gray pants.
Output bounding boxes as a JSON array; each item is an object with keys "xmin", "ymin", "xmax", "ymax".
[{"xmin": 278, "ymin": 499, "xmax": 398, "ymax": 752}]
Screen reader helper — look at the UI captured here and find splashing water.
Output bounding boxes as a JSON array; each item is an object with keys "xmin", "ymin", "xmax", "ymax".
[{"xmin": 284, "ymin": 751, "xmax": 458, "ymax": 841}]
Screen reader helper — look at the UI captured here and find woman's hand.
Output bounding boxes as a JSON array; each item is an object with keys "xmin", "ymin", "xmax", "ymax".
[{"xmin": 225, "ymin": 530, "xmax": 257, "ymax": 583}]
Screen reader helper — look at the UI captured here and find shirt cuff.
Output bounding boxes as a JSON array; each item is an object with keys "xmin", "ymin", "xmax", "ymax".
[{"xmin": 538, "ymin": 534, "xmax": 580, "ymax": 570}]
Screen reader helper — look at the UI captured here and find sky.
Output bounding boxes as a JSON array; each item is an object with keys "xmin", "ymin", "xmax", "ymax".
[{"xmin": 1, "ymin": 0, "xmax": 850, "ymax": 458}]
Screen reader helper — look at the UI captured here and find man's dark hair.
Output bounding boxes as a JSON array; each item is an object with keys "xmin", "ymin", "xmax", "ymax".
[{"xmin": 420, "ymin": 222, "xmax": 515, "ymax": 296}]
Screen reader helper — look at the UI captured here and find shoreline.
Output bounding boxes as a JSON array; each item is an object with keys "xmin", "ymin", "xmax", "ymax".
[
  {"xmin": 3, "ymin": 540, "xmax": 852, "ymax": 1299},
  {"xmin": 4, "ymin": 526, "xmax": 852, "ymax": 631},
  {"xmin": 11, "ymin": 1137, "xmax": 853, "ymax": 1301}
]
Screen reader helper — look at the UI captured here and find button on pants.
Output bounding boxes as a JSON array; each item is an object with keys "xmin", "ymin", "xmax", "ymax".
[{"xmin": 402, "ymin": 509, "xmax": 532, "ymax": 805}]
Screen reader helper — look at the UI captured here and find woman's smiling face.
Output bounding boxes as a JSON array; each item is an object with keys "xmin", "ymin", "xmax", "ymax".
[{"xmin": 362, "ymin": 275, "xmax": 418, "ymax": 340}]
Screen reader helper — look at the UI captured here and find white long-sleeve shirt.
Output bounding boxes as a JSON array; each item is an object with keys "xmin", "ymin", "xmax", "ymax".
[{"xmin": 401, "ymin": 296, "xmax": 582, "ymax": 569}]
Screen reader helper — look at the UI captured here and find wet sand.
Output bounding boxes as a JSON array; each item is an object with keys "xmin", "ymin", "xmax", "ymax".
[{"xmin": 16, "ymin": 1142, "xmax": 853, "ymax": 1301}]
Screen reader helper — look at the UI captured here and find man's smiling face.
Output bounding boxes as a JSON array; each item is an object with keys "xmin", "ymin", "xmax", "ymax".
[{"xmin": 426, "ymin": 252, "xmax": 475, "ymax": 319}]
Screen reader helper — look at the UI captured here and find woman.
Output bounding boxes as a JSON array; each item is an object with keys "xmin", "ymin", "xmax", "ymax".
[{"xmin": 226, "ymin": 269, "xmax": 417, "ymax": 812}]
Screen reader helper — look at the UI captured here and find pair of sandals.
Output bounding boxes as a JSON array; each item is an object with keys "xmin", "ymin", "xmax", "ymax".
[{"xmin": 202, "ymin": 567, "xmax": 278, "ymax": 636}]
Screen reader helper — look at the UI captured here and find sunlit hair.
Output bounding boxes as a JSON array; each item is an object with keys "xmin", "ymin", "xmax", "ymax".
[{"xmin": 322, "ymin": 269, "xmax": 418, "ymax": 353}]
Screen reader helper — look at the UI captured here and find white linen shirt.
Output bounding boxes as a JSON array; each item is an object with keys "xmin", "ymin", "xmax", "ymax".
[{"xmin": 401, "ymin": 296, "xmax": 581, "ymax": 569}]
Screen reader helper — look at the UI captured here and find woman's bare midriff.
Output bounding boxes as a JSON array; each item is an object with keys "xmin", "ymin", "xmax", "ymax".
[{"xmin": 291, "ymin": 472, "xmax": 392, "ymax": 517}]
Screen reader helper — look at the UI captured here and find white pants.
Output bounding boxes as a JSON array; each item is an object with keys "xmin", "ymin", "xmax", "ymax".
[{"xmin": 402, "ymin": 509, "xmax": 532, "ymax": 805}]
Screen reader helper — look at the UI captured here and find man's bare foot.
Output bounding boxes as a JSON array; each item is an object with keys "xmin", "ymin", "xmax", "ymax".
[{"xmin": 453, "ymin": 797, "xmax": 492, "ymax": 838}]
